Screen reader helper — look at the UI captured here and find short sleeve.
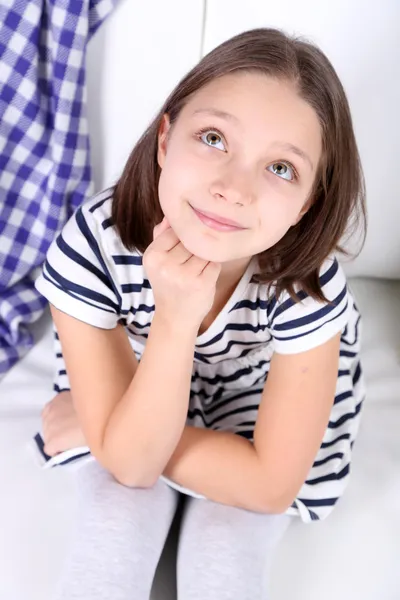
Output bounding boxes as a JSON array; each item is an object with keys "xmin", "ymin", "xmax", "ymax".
[
  {"xmin": 268, "ymin": 257, "xmax": 352, "ymax": 354},
  {"xmin": 35, "ymin": 200, "xmax": 121, "ymax": 329}
]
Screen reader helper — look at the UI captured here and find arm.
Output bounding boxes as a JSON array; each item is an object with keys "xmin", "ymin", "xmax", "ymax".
[
  {"xmin": 48, "ymin": 214, "xmax": 221, "ymax": 487},
  {"xmin": 50, "ymin": 305, "xmax": 196, "ymax": 488},
  {"xmin": 103, "ymin": 313, "xmax": 197, "ymax": 486},
  {"xmin": 163, "ymin": 332, "xmax": 341, "ymax": 513},
  {"xmin": 49, "ymin": 217, "xmax": 220, "ymax": 488}
]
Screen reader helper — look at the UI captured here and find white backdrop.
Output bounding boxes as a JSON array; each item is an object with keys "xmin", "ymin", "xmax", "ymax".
[
  {"xmin": 0, "ymin": 4, "xmax": 399, "ymax": 600},
  {"xmin": 86, "ymin": 0, "xmax": 204, "ymax": 190},
  {"xmin": 86, "ymin": 0, "xmax": 400, "ymax": 279}
]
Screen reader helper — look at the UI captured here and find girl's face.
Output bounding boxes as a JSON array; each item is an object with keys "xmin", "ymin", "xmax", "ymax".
[{"xmin": 157, "ymin": 72, "xmax": 322, "ymax": 264}]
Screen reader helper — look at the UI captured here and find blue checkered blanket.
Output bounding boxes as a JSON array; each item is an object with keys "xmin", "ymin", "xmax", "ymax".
[{"xmin": 0, "ymin": 0, "xmax": 117, "ymax": 378}]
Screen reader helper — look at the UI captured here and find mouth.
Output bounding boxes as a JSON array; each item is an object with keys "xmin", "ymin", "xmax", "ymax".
[{"xmin": 190, "ymin": 205, "xmax": 247, "ymax": 232}]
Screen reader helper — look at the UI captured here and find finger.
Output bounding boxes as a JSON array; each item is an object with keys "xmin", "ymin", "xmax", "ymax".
[
  {"xmin": 42, "ymin": 426, "xmax": 53, "ymax": 452},
  {"xmin": 41, "ymin": 402, "xmax": 50, "ymax": 418},
  {"xmin": 181, "ymin": 254, "xmax": 209, "ymax": 275},
  {"xmin": 41, "ymin": 411, "xmax": 50, "ymax": 429},
  {"xmin": 153, "ymin": 216, "xmax": 171, "ymax": 241},
  {"xmin": 43, "ymin": 425, "xmax": 64, "ymax": 454},
  {"xmin": 149, "ymin": 226, "xmax": 180, "ymax": 252},
  {"xmin": 42, "ymin": 418, "xmax": 55, "ymax": 441},
  {"xmin": 42, "ymin": 422, "xmax": 49, "ymax": 442},
  {"xmin": 199, "ymin": 260, "xmax": 222, "ymax": 281},
  {"xmin": 42, "ymin": 409, "xmax": 56, "ymax": 428},
  {"xmin": 44, "ymin": 440, "xmax": 58, "ymax": 457},
  {"xmin": 168, "ymin": 242, "xmax": 193, "ymax": 264}
]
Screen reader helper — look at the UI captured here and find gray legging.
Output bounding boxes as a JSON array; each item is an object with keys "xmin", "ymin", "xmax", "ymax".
[{"xmin": 54, "ymin": 460, "xmax": 292, "ymax": 600}]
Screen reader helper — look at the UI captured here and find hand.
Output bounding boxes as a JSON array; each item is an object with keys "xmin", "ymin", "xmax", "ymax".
[
  {"xmin": 143, "ymin": 217, "xmax": 221, "ymax": 329},
  {"xmin": 41, "ymin": 391, "xmax": 87, "ymax": 456}
]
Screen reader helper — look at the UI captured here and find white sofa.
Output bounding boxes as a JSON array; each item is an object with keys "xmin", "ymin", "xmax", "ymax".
[{"xmin": 1, "ymin": 1, "xmax": 399, "ymax": 598}]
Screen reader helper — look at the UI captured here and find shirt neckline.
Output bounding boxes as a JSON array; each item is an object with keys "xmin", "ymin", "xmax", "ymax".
[{"xmin": 195, "ymin": 256, "xmax": 257, "ymax": 345}]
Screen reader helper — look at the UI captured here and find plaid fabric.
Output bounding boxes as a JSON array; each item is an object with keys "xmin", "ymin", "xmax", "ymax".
[{"xmin": 0, "ymin": 0, "xmax": 118, "ymax": 379}]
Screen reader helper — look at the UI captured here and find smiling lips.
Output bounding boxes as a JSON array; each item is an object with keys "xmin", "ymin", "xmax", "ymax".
[{"xmin": 190, "ymin": 205, "xmax": 246, "ymax": 232}]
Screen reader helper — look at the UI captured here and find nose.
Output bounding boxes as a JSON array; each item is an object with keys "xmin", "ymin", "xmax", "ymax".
[{"xmin": 209, "ymin": 166, "xmax": 255, "ymax": 207}]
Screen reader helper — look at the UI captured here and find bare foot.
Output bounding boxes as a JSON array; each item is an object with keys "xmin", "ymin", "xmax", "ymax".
[{"xmin": 41, "ymin": 391, "xmax": 87, "ymax": 456}]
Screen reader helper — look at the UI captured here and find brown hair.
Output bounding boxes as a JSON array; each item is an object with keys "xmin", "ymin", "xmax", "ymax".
[{"xmin": 112, "ymin": 28, "xmax": 366, "ymax": 302}]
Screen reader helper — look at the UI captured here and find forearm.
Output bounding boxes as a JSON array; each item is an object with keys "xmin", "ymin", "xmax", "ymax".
[
  {"xmin": 102, "ymin": 313, "xmax": 197, "ymax": 486},
  {"xmin": 163, "ymin": 426, "xmax": 288, "ymax": 514}
]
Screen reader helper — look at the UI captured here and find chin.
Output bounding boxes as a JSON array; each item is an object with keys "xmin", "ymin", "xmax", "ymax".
[
  {"xmin": 178, "ymin": 233, "xmax": 241, "ymax": 263},
  {"xmin": 179, "ymin": 236, "xmax": 217, "ymax": 261}
]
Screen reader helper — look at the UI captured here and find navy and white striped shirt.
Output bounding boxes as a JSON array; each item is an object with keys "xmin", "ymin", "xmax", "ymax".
[{"xmin": 35, "ymin": 189, "xmax": 365, "ymax": 523}]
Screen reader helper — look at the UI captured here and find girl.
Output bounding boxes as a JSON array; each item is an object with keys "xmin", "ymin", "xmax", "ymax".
[{"xmin": 35, "ymin": 27, "xmax": 366, "ymax": 599}]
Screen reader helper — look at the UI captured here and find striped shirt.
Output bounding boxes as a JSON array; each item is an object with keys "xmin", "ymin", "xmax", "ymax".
[{"xmin": 35, "ymin": 189, "xmax": 365, "ymax": 523}]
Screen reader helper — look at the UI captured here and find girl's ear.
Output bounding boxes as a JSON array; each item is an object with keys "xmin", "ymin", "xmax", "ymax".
[{"xmin": 157, "ymin": 114, "xmax": 171, "ymax": 169}]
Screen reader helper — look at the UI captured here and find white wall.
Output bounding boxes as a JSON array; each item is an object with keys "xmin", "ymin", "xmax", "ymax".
[
  {"xmin": 86, "ymin": 0, "xmax": 204, "ymax": 191},
  {"xmin": 204, "ymin": 0, "xmax": 400, "ymax": 279},
  {"xmin": 86, "ymin": 0, "xmax": 400, "ymax": 279}
]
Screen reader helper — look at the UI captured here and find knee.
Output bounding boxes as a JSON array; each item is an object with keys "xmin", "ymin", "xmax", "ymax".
[
  {"xmin": 76, "ymin": 462, "xmax": 178, "ymax": 526},
  {"xmin": 177, "ymin": 499, "xmax": 272, "ymax": 596},
  {"xmin": 77, "ymin": 460, "xmax": 121, "ymax": 496},
  {"xmin": 77, "ymin": 460, "xmax": 150, "ymax": 519},
  {"xmin": 76, "ymin": 460, "xmax": 144, "ymax": 520},
  {"xmin": 180, "ymin": 499, "xmax": 290, "ymax": 557},
  {"xmin": 182, "ymin": 499, "xmax": 259, "ymax": 548}
]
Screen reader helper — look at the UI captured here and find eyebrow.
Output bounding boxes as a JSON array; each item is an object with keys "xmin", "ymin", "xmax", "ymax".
[
  {"xmin": 271, "ymin": 141, "xmax": 314, "ymax": 171},
  {"xmin": 192, "ymin": 108, "xmax": 240, "ymax": 123},
  {"xmin": 192, "ymin": 108, "xmax": 314, "ymax": 171}
]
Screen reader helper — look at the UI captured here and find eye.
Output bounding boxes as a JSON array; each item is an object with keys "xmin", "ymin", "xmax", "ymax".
[
  {"xmin": 198, "ymin": 129, "xmax": 226, "ymax": 151},
  {"xmin": 267, "ymin": 162, "xmax": 297, "ymax": 182}
]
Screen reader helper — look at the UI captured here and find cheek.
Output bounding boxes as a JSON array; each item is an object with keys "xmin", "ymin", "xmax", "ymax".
[
  {"xmin": 158, "ymin": 148, "xmax": 205, "ymax": 210},
  {"xmin": 258, "ymin": 199, "xmax": 292, "ymax": 228},
  {"xmin": 157, "ymin": 170, "xmax": 172, "ymax": 215},
  {"xmin": 256, "ymin": 198, "xmax": 302, "ymax": 243}
]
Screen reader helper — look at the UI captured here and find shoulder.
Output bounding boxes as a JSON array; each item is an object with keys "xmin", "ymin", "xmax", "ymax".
[
  {"xmin": 78, "ymin": 189, "xmax": 120, "ymax": 248},
  {"xmin": 270, "ymin": 257, "xmax": 348, "ymax": 318},
  {"xmin": 35, "ymin": 189, "xmax": 145, "ymax": 329},
  {"xmin": 61, "ymin": 189, "xmax": 115, "ymax": 254},
  {"xmin": 268, "ymin": 257, "xmax": 353, "ymax": 354},
  {"xmin": 317, "ymin": 256, "xmax": 347, "ymax": 301},
  {"xmin": 74, "ymin": 188, "xmax": 143, "ymax": 264}
]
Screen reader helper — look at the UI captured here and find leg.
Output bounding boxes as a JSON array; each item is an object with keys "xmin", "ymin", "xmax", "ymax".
[
  {"xmin": 54, "ymin": 461, "xmax": 180, "ymax": 600},
  {"xmin": 177, "ymin": 497, "xmax": 291, "ymax": 600}
]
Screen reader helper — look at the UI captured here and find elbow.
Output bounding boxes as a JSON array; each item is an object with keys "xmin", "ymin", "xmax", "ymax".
[
  {"xmin": 112, "ymin": 458, "xmax": 167, "ymax": 489},
  {"xmin": 113, "ymin": 469, "xmax": 157, "ymax": 489},
  {"xmin": 266, "ymin": 495, "xmax": 294, "ymax": 515},
  {"xmin": 252, "ymin": 463, "xmax": 299, "ymax": 515},
  {"xmin": 95, "ymin": 432, "xmax": 160, "ymax": 490},
  {"xmin": 255, "ymin": 496, "xmax": 289, "ymax": 515},
  {"xmin": 93, "ymin": 447, "xmax": 159, "ymax": 490},
  {"xmin": 109, "ymin": 459, "xmax": 160, "ymax": 489},
  {"xmin": 256, "ymin": 485, "xmax": 296, "ymax": 515}
]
